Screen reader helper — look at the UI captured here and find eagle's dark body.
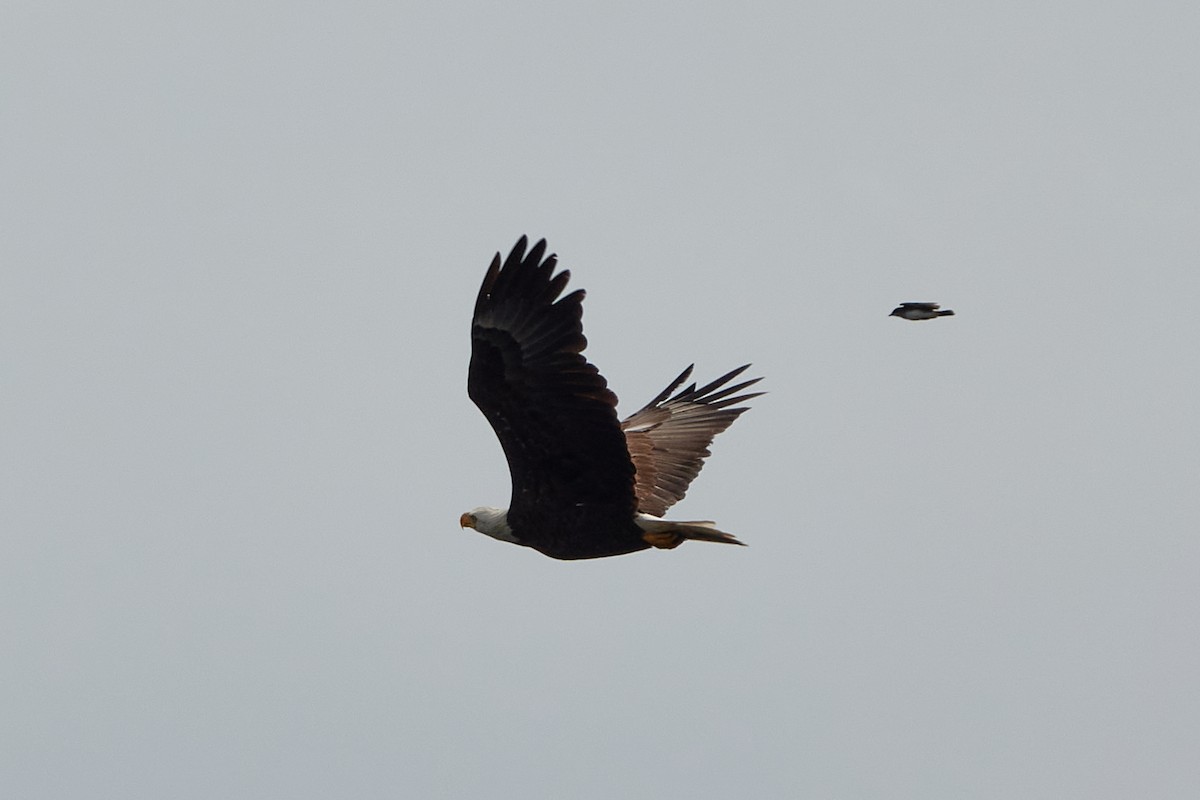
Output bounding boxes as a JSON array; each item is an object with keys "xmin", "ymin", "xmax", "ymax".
[{"xmin": 465, "ymin": 236, "xmax": 760, "ymax": 560}]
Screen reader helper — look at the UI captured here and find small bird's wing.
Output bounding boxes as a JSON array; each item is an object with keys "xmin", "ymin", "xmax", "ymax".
[
  {"xmin": 898, "ymin": 302, "xmax": 941, "ymax": 311},
  {"xmin": 469, "ymin": 237, "xmax": 637, "ymax": 520},
  {"xmin": 621, "ymin": 365, "xmax": 762, "ymax": 517}
]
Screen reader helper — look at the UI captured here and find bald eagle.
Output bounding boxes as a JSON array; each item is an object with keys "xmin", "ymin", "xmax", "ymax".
[{"xmin": 460, "ymin": 236, "xmax": 762, "ymax": 560}]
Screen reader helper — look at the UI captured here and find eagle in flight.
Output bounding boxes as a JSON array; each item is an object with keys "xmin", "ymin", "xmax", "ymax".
[{"xmin": 460, "ymin": 237, "xmax": 761, "ymax": 560}]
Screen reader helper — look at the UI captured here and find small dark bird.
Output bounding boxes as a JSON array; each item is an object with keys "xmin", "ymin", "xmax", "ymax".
[{"xmin": 889, "ymin": 302, "xmax": 954, "ymax": 321}]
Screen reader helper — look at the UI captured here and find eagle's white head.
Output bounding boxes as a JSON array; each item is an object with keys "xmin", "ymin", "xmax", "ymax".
[{"xmin": 459, "ymin": 506, "xmax": 518, "ymax": 544}]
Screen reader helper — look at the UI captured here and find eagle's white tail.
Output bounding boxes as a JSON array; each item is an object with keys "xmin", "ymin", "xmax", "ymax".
[{"xmin": 635, "ymin": 514, "xmax": 746, "ymax": 549}]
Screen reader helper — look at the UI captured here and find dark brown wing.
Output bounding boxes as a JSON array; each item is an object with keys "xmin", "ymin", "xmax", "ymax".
[
  {"xmin": 468, "ymin": 237, "xmax": 638, "ymax": 528},
  {"xmin": 621, "ymin": 365, "xmax": 763, "ymax": 517}
]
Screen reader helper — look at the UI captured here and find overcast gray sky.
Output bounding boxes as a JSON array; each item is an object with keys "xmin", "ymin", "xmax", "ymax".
[{"xmin": 3, "ymin": 2, "xmax": 1199, "ymax": 797}]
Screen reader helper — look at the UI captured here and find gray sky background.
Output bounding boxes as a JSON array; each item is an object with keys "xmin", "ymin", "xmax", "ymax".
[{"xmin": 3, "ymin": 2, "xmax": 1198, "ymax": 797}]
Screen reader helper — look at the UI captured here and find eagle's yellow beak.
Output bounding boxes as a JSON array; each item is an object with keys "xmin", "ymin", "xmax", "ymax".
[{"xmin": 459, "ymin": 512, "xmax": 475, "ymax": 529}]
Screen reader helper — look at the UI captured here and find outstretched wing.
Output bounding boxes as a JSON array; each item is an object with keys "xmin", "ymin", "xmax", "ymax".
[
  {"xmin": 621, "ymin": 365, "xmax": 762, "ymax": 517},
  {"xmin": 468, "ymin": 236, "xmax": 637, "ymax": 519}
]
